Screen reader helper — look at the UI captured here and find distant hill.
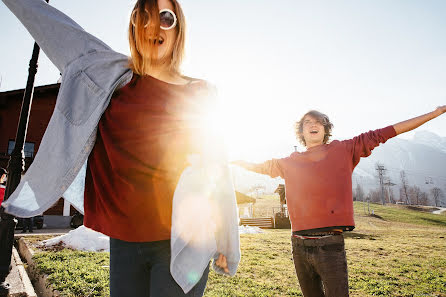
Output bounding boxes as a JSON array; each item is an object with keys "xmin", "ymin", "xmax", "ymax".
[{"xmin": 353, "ymin": 130, "xmax": 446, "ymax": 200}]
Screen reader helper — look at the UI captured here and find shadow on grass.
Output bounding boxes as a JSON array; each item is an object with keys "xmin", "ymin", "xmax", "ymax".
[
  {"xmin": 405, "ymin": 205, "xmax": 437, "ymax": 213},
  {"xmin": 369, "ymin": 214, "xmax": 385, "ymax": 220},
  {"xmin": 344, "ymin": 232, "xmax": 378, "ymax": 240},
  {"xmin": 420, "ymin": 217, "xmax": 446, "ymax": 227}
]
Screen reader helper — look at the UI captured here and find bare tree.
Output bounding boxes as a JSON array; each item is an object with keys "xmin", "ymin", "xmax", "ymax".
[
  {"xmin": 419, "ymin": 191, "xmax": 429, "ymax": 206},
  {"xmin": 400, "ymin": 170, "xmax": 410, "ymax": 205},
  {"xmin": 388, "ymin": 188, "xmax": 396, "ymax": 204},
  {"xmin": 354, "ymin": 183, "xmax": 365, "ymax": 202},
  {"xmin": 369, "ymin": 189, "xmax": 381, "ymax": 204},
  {"xmin": 409, "ymin": 185, "xmax": 421, "ymax": 205},
  {"xmin": 431, "ymin": 187, "xmax": 445, "ymax": 207}
]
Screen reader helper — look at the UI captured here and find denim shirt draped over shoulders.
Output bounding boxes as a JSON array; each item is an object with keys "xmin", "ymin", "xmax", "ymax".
[{"xmin": 2, "ymin": 0, "xmax": 133, "ymax": 216}]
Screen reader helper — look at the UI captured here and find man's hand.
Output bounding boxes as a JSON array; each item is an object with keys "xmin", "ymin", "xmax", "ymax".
[
  {"xmin": 435, "ymin": 105, "xmax": 446, "ymax": 116},
  {"xmin": 215, "ymin": 254, "xmax": 229, "ymax": 274}
]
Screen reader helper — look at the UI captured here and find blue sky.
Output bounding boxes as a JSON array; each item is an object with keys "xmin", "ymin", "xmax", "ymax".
[{"xmin": 1, "ymin": 0, "xmax": 445, "ymax": 161}]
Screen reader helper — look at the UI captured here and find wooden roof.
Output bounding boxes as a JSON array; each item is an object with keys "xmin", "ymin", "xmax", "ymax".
[{"xmin": 235, "ymin": 191, "xmax": 256, "ymax": 204}]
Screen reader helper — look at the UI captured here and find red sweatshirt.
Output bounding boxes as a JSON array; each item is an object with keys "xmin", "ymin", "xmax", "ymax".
[{"xmin": 249, "ymin": 126, "xmax": 397, "ymax": 232}]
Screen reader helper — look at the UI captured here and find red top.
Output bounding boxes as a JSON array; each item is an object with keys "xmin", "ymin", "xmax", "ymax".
[
  {"xmin": 249, "ymin": 126, "xmax": 397, "ymax": 232},
  {"xmin": 0, "ymin": 185, "xmax": 5, "ymax": 206},
  {"xmin": 84, "ymin": 75, "xmax": 212, "ymax": 242}
]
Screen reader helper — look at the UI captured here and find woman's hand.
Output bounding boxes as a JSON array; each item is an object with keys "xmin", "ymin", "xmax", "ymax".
[{"xmin": 215, "ymin": 254, "xmax": 229, "ymax": 273}]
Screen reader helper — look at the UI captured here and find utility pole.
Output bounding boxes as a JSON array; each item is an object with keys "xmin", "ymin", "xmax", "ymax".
[
  {"xmin": 383, "ymin": 179, "xmax": 396, "ymax": 204},
  {"xmin": 376, "ymin": 164, "xmax": 386, "ymax": 205}
]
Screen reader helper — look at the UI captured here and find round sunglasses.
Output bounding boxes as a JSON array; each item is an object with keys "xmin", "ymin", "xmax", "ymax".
[{"xmin": 131, "ymin": 8, "xmax": 177, "ymax": 31}]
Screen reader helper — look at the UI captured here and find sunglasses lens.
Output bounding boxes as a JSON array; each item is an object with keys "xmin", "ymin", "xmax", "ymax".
[{"xmin": 160, "ymin": 10, "xmax": 175, "ymax": 29}]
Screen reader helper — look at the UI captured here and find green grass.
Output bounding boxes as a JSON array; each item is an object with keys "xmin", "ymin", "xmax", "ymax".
[
  {"xmin": 32, "ymin": 250, "xmax": 110, "ymax": 297},
  {"xmin": 27, "ymin": 201, "xmax": 446, "ymax": 297},
  {"xmin": 354, "ymin": 202, "xmax": 446, "ymax": 227}
]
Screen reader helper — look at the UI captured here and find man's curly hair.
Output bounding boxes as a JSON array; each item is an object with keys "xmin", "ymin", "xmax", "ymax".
[{"xmin": 295, "ymin": 110, "xmax": 333, "ymax": 146}]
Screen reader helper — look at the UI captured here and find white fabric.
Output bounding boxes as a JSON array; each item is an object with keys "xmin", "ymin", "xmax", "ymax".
[{"xmin": 170, "ymin": 155, "xmax": 240, "ymax": 293}]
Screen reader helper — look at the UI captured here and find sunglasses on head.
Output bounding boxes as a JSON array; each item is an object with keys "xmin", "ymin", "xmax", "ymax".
[{"xmin": 131, "ymin": 8, "xmax": 177, "ymax": 31}]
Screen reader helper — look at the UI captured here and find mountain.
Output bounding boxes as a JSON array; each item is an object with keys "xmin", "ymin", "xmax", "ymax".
[
  {"xmin": 412, "ymin": 130, "xmax": 446, "ymax": 154},
  {"xmin": 353, "ymin": 130, "xmax": 446, "ymax": 196}
]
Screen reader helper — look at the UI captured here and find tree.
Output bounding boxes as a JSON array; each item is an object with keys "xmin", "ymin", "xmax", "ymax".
[
  {"xmin": 431, "ymin": 187, "xmax": 445, "ymax": 207},
  {"xmin": 387, "ymin": 187, "xmax": 396, "ymax": 204},
  {"xmin": 369, "ymin": 189, "xmax": 381, "ymax": 204},
  {"xmin": 400, "ymin": 170, "xmax": 410, "ymax": 205},
  {"xmin": 354, "ymin": 183, "xmax": 365, "ymax": 202},
  {"xmin": 409, "ymin": 185, "xmax": 421, "ymax": 205},
  {"xmin": 419, "ymin": 191, "xmax": 429, "ymax": 206}
]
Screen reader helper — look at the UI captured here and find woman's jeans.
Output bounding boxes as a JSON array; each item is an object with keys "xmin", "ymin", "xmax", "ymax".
[
  {"xmin": 110, "ymin": 238, "xmax": 209, "ymax": 297},
  {"xmin": 291, "ymin": 234, "xmax": 349, "ymax": 297}
]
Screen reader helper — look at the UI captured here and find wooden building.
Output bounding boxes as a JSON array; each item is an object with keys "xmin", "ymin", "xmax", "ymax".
[{"xmin": 0, "ymin": 83, "xmax": 76, "ymax": 223}]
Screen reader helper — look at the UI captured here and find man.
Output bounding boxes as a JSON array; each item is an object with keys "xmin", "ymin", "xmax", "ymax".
[{"xmin": 233, "ymin": 106, "xmax": 446, "ymax": 297}]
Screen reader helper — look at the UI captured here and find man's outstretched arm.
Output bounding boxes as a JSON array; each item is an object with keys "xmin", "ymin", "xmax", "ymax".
[
  {"xmin": 232, "ymin": 159, "xmax": 284, "ymax": 178},
  {"xmin": 393, "ymin": 106, "xmax": 446, "ymax": 135}
]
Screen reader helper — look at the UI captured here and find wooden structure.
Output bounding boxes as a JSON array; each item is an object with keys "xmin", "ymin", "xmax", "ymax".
[
  {"xmin": 239, "ymin": 217, "xmax": 274, "ymax": 229},
  {"xmin": 235, "ymin": 191, "xmax": 255, "ymax": 219},
  {"xmin": 0, "ymin": 84, "xmax": 76, "ymax": 218}
]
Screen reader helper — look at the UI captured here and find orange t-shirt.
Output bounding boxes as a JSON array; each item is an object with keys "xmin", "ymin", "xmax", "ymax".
[{"xmin": 84, "ymin": 75, "xmax": 212, "ymax": 242}]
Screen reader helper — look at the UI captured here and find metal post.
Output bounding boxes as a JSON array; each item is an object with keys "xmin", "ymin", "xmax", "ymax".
[{"xmin": 0, "ymin": 0, "xmax": 48, "ymax": 289}]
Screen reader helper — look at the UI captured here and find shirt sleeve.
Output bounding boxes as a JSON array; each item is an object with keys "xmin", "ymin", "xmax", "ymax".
[
  {"xmin": 345, "ymin": 126, "xmax": 397, "ymax": 167},
  {"xmin": 2, "ymin": 0, "xmax": 113, "ymax": 72},
  {"xmin": 247, "ymin": 158, "xmax": 285, "ymax": 178}
]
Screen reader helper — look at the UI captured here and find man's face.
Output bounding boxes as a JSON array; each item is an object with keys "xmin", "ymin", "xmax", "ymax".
[{"xmin": 302, "ymin": 115, "xmax": 325, "ymax": 148}]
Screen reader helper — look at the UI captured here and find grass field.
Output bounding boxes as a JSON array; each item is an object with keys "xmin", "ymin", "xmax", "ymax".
[{"xmin": 29, "ymin": 201, "xmax": 446, "ymax": 297}]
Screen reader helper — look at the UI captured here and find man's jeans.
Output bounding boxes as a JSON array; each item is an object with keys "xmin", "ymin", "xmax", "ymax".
[
  {"xmin": 110, "ymin": 238, "xmax": 209, "ymax": 297},
  {"xmin": 291, "ymin": 234, "xmax": 349, "ymax": 297}
]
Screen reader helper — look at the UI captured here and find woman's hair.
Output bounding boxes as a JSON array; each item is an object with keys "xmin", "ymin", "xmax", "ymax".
[
  {"xmin": 295, "ymin": 110, "xmax": 333, "ymax": 146},
  {"xmin": 128, "ymin": 0, "xmax": 186, "ymax": 75}
]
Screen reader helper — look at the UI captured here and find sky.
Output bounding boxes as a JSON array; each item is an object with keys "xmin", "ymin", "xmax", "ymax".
[{"xmin": 1, "ymin": 0, "xmax": 446, "ymax": 162}]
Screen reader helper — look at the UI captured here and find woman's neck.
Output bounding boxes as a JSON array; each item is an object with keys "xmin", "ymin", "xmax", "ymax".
[{"xmin": 148, "ymin": 67, "xmax": 188, "ymax": 85}]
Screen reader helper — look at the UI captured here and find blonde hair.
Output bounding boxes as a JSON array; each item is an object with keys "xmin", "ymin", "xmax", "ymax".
[{"xmin": 128, "ymin": 0, "xmax": 186, "ymax": 75}]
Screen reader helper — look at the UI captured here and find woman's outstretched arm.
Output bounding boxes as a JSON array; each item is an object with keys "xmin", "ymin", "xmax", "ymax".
[
  {"xmin": 2, "ymin": 0, "xmax": 113, "ymax": 72},
  {"xmin": 393, "ymin": 106, "xmax": 446, "ymax": 135}
]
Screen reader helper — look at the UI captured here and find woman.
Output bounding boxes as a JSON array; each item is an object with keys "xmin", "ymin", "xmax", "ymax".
[{"xmin": 1, "ymin": 0, "xmax": 240, "ymax": 296}]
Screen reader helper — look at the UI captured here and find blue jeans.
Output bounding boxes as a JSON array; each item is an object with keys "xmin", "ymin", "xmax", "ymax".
[{"xmin": 110, "ymin": 238, "xmax": 209, "ymax": 297}]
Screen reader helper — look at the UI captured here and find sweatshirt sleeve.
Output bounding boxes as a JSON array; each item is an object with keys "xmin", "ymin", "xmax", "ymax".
[
  {"xmin": 246, "ymin": 159, "xmax": 286, "ymax": 178},
  {"xmin": 2, "ymin": 0, "xmax": 113, "ymax": 72},
  {"xmin": 346, "ymin": 126, "xmax": 397, "ymax": 167}
]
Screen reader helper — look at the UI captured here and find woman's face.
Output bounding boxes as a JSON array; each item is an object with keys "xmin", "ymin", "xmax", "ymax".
[{"xmin": 155, "ymin": 0, "xmax": 177, "ymax": 62}]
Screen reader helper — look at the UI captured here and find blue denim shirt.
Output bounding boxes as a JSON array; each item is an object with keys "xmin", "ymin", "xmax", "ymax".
[
  {"xmin": 2, "ymin": 0, "xmax": 133, "ymax": 216},
  {"xmin": 2, "ymin": 0, "xmax": 240, "ymax": 292}
]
